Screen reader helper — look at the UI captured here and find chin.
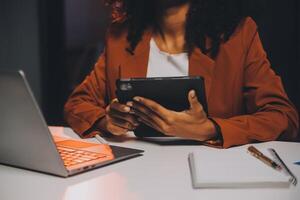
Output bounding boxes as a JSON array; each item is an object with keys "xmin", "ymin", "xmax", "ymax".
[{"xmin": 155, "ymin": 0, "xmax": 190, "ymax": 9}]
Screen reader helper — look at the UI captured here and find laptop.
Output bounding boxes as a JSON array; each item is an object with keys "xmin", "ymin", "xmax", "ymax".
[{"xmin": 0, "ymin": 70, "xmax": 144, "ymax": 177}]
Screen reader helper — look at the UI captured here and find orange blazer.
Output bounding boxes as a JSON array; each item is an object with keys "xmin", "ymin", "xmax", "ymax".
[{"xmin": 64, "ymin": 17, "xmax": 299, "ymax": 148}]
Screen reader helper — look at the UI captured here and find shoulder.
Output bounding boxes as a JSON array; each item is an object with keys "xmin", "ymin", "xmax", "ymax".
[
  {"xmin": 234, "ymin": 17, "xmax": 259, "ymax": 47},
  {"xmin": 106, "ymin": 21, "xmax": 129, "ymax": 47},
  {"xmin": 222, "ymin": 17, "xmax": 259, "ymax": 54},
  {"xmin": 103, "ymin": 22, "xmax": 131, "ymax": 61},
  {"xmin": 100, "ymin": 22, "xmax": 131, "ymax": 67},
  {"xmin": 100, "ymin": 22, "xmax": 129, "ymax": 64},
  {"xmin": 239, "ymin": 17, "xmax": 258, "ymax": 37}
]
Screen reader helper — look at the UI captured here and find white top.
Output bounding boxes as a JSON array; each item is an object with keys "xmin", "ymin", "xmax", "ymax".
[{"xmin": 147, "ymin": 38, "xmax": 189, "ymax": 77}]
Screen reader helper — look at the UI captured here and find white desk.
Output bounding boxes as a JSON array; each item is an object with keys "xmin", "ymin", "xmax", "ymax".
[{"xmin": 0, "ymin": 127, "xmax": 299, "ymax": 200}]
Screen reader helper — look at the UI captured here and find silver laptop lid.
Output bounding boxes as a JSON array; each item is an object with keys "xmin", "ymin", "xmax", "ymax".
[{"xmin": 0, "ymin": 70, "xmax": 68, "ymax": 177}]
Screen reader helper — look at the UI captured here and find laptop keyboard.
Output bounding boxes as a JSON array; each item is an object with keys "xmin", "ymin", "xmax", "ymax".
[{"xmin": 57, "ymin": 146, "xmax": 107, "ymax": 167}]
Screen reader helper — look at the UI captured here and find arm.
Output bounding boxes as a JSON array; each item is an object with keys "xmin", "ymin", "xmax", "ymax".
[
  {"xmin": 64, "ymin": 51, "xmax": 108, "ymax": 138},
  {"xmin": 212, "ymin": 22, "xmax": 299, "ymax": 148},
  {"xmin": 64, "ymin": 49, "xmax": 139, "ymax": 137}
]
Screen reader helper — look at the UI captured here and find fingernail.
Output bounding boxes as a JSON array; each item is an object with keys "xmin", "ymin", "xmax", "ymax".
[
  {"xmin": 134, "ymin": 97, "xmax": 141, "ymax": 102},
  {"xmin": 124, "ymin": 106, "xmax": 130, "ymax": 112},
  {"xmin": 190, "ymin": 90, "xmax": 196, "ymax": 98}
]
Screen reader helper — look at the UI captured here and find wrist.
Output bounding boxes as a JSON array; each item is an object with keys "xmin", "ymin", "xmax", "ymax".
[
  {"xmin": 204, "ymin": 119, "xmax": 217, "ymax": 140},
  {"xmin": 97, "ymin": 116, "xmax": 112, "ymax": 136},
  {"xmin": 97, "ymin": 117, "xmax": 106, "ymax": 130},
  {"xmin": 207, "ymin": 118, "xmax": 223, "ymax": 141}
]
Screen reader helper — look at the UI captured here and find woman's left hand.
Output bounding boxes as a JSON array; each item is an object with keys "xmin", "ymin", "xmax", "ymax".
[{"xmin": 127, "ymin": 90, "xmax": 217, "ymax": 141}]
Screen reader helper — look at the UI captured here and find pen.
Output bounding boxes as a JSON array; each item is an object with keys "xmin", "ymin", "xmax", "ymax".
[
  {"xmin": 269, "ymin": 148, "xmax": 298, "ymax": 186},
  {"xmin": 294, "ymin": 161, "xmax": 300, "ymax": 165},
  {"xmin": 95, "ymin": 134, "xmax": 109, "ymax": 145},
  {"xmin": 247, "ymin": 146, "xmax": 282, "ymax": 171}
]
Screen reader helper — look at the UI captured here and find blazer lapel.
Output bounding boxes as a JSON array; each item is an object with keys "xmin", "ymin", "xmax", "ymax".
[
  {"xmin": 120, "ymin": 30, "xmax": 152, "ymax": 78},
  {"xmin": 189, "ymin": 47, "xmax": 215, "ymax": 102}
]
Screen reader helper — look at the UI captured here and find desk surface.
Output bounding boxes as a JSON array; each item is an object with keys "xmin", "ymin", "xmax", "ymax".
[{"xmin": 0, "ymin": 127, "xmax": 299, "ymax": 200}]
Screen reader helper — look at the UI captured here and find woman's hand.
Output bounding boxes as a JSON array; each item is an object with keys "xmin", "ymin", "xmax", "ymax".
[
  {"xmin": 128, "ymin": 90, "xmax": 217, "ymax": 141},
  {"xmin": 98, "ymin": 99, "xmax": 139, "ymax": 136}
]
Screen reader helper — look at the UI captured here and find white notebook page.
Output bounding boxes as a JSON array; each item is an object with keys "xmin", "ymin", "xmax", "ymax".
[{"xmin": 189, "ymin": 145, "xmax": 291, "ymax": 188}]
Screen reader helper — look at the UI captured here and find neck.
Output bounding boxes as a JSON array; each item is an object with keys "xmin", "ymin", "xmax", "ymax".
[{"xmin": 158, "ymin": 3, "xmax": 190, "ymax": 39}]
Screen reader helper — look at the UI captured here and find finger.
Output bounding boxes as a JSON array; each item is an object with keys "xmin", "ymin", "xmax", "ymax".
[
  {"xmin": 110, "ymin": 99, "xmax": 131, "ymax": 113},
  {"xmin": 110, "ymin": 117, "xmax": 137, "ymax": 131},
  {"xmin": 188, "ymin": 90, "xmax": 203, "ymax": 112},
  {"xmin": 137, "ymin": 116, "xmax": 164, "ymax": 133},
  {"xmin": 131, "ymin": 101, "xmax": 167, "ymax": 127},
  {"xmin": 133, "ymin": 97, "xmax": 170, "ymax": 120},
  {"xmin": 108, "ymin": 109, "xmax": 139, "ymax": 126},
  {"xmin": 107, "ymin": 124, "xmax": 128, "ymax": 136},
  {"xmin": 106, "ymin": 117, "xmax": 129, "ymax": 136},
  {"xmin": 133, "ymin": 106, "xmax": 167, "ymax": 132}
]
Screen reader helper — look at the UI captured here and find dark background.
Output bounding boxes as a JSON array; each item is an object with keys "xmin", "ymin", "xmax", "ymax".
[{"xmin": 0, "ymin": 0, "xmax": 299, "ymax": 133}]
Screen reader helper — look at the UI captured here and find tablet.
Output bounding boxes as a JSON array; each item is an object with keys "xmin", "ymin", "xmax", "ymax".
[{"xmin": 116, "ymin": 76, "xmax": 208, "ymax": 137}]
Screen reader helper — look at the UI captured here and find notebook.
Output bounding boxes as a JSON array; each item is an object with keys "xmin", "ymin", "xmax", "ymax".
[{"xmin": 188, "ymin": 145, "xmax": 292, "ymax": 189}]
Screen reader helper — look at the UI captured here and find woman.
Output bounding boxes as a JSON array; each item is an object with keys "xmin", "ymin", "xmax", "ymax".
[{"xmin": 64, "ymin": 0, "xmax": 299, "ymax": 148}]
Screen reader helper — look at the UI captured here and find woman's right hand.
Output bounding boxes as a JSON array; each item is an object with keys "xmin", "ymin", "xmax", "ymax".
[{"xmin": 98, "ymin": 99, "xmax": 139, "ymax": 136}]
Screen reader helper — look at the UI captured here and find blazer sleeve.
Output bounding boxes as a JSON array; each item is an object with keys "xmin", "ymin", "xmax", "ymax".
[
  {"xmin": 64, "ymin": 50, "xmax": 108, "ymax": 138},
  {"xmin": 212, "ymin": 20, "xmax": 299, "ymax": 148}
]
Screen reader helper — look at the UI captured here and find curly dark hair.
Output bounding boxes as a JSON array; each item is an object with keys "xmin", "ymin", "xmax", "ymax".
[{"xmin": 105, "ymin": 0, "xmax": 262, "ymax": 58}]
